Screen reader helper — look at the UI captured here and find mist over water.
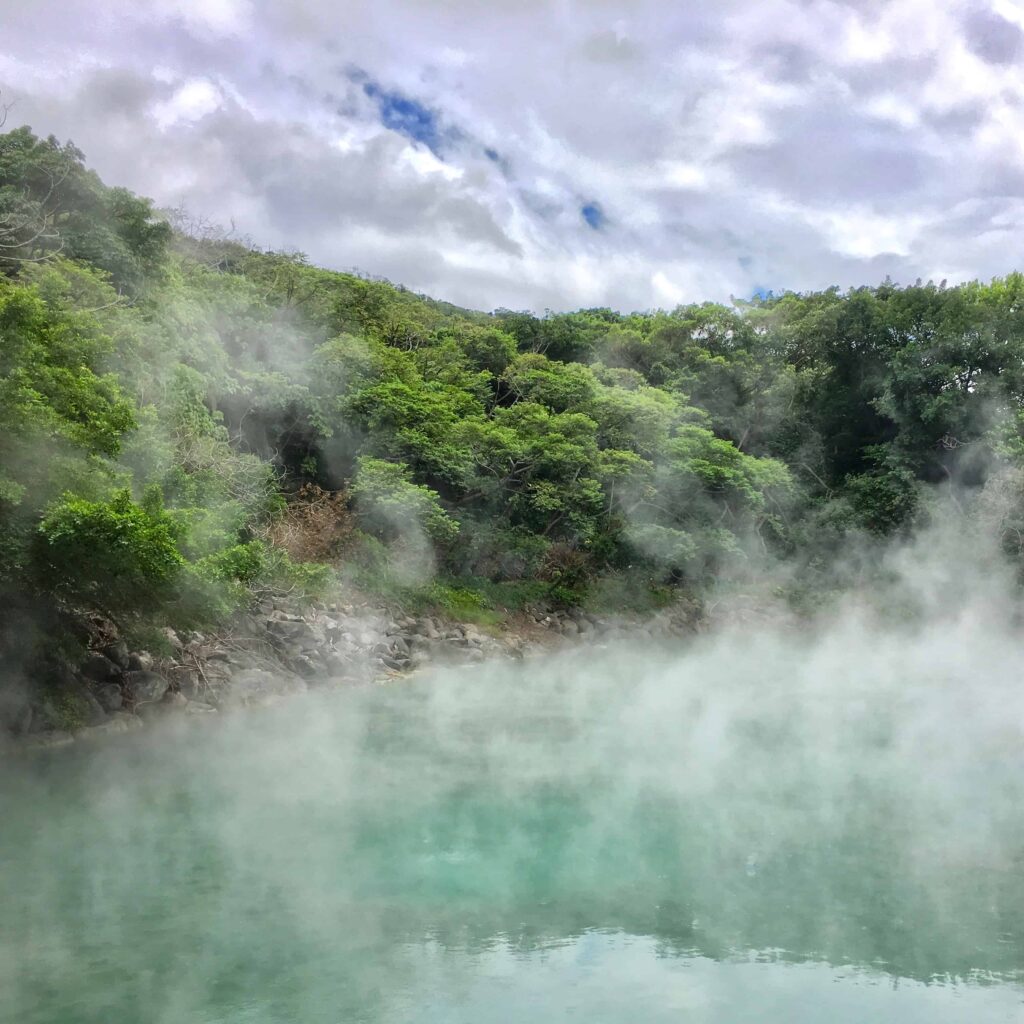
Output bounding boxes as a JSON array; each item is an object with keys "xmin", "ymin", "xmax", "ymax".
[{"xmin": 3, "ymin": 577, "xmax": 1024, "ymax": 1023}]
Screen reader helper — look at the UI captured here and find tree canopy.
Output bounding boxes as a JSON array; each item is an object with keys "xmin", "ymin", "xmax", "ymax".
[{"xmin": 5, "ymin": 124, "xmax": 1024, "ymax": 628}]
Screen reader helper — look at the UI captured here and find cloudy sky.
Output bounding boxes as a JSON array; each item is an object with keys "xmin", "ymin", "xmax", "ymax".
[{"xmin": 2, "ymin": 0, "xmax": 1023, "ymax": 312}]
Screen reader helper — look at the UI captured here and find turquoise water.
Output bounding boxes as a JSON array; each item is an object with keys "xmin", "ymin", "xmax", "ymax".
[{"xmin": 2, "ymin": 640, "xmax": 1023, "ymax": 1022}]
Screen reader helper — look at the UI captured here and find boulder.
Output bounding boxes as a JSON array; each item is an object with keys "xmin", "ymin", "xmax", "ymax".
[
  {"xmin": 81, "ymin": 652, "xmax": 120, "ymax": 682},
  {"xmin": 177, "ymin": 670, "xmax": 206, "ymax": 701},
  {"xmin": 94, "ymin": 683, "xmax": 123, "ymax": 712},
  {"xmin": 126, "ymin": 670, "xmax": 170, "ymax": 705},
  {"xmin": 289, "ymin": 654, "xmax": 319, "ymax": 678},
  {"xmin": 102, "ymin": 642, "xmax": 130, "ymax": 670},
  {"xmin": 184, "ymin": 701, "xmax": 218, "ymax": 716},
  {"xmin": 37, "ymin": 681, "xmax": 107, "ymax": 730},
  {"xmin": 161, "ymin": 628, "xmax": 183, "ymax": 651},
  {"xmin": 267, "ymin": 619, "xmax": 308, "ymax": 641},
  {"xmin": 81, "ymin": 713, "xmax": 137, "ymax": 738},
  {"xmin": 126, "ymin": 651, "xmax": 154, "ymax": 672}
]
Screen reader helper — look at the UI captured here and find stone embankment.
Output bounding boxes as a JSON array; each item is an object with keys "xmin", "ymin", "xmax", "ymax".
[{"xmin": 3, "ymin": 598, "xmax": 697, "ymax": 749}]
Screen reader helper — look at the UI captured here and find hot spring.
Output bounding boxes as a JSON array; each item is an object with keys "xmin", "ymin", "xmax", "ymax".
[{"xmin": 2, "ymin": 618, "xmax": 1023, "ymax": 1023}]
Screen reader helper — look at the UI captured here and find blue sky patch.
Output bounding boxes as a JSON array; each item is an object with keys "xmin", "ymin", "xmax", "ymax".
[
  {"xmin": 581, "ymin": 202, "xmax": 605, "ymax": 230},
  {"xmin": 362, "ymin": 79, "xmax": 447, "ymax": 156}
]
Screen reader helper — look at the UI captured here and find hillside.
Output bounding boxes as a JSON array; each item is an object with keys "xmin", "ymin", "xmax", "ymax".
[{"xmin": 5, "ymin": 124, "xmax": 1024, "ymax": 692}]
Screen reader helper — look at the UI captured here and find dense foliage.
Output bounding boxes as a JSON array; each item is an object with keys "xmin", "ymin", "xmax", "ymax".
[{"xmin": 5, "ymin": 125, "xmax": 1024, "ymax": 632}]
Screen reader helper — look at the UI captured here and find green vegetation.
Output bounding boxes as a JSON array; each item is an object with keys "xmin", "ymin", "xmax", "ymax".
[{"xmin": 5, "ymin": 125, "xmax": 1024, "ymax": 638}]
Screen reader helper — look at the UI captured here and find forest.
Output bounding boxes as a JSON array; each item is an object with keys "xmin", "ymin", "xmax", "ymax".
[{"xmin": 4, "ymin": 124, "xmax": 1024, "ymax": 647}]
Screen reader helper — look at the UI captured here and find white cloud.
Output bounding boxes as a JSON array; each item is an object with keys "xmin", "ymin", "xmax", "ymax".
[
  {"xmin": 1, "ymin": 0, "xmax": 1023, "ymax": 311},
  {"xmin": 152, "ymin": 79, "xmax": 223, "ymax": 128}
]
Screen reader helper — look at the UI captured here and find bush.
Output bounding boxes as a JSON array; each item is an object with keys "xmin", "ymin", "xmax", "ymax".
[
  {"xmin": 194, "ymin": 539, "xmax": 335, "ymax": 604},
  {"xmin": 32, "ymin": 488, "xmax": 184, "ymax": 622}
]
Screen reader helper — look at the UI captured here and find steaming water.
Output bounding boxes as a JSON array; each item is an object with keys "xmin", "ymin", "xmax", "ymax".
[{"xmin": 2, "ymin": 629, "xmax": 1023, "ymax": 1023}]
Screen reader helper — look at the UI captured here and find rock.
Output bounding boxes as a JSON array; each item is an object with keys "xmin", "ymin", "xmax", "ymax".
[
  {"xmin": 36, "ymin": 680, "xmax": 106, "ymax": 731},
  {"xmin": 81, "ymin": 689, "xmax": 108, "ymax": 725},
  {"xmin": 81, "ymin": 713, "xmax": 135, "ymax": 738},
  {"xmin": 177, "ymin": 670, "xmax": 206, "ymax": 701},
  {"xmin": 184, "ymin": 701, "xmax": 218, "ymax": 715},
  {"xmin": 102, "ymin": 642, "xmax": 130, "ymax": 670},
  {"xmin": 126, "ymin": 651, "xmax": 154, "ymax": 672},
  {"xmin": 126, "ymin": 670, "xmax": 170, "ymax": 705},
  {"xmin": 164, "ymin": 691, "xmax": 188, "ymax": 710},
  {"xmin": 267, "ymin": 619, "xmax": 308, "ymax": 641},
  {"xmin": 289, "ymin": 655, "xmax": 319, "ymax": 678},
  {"xmin": 94, "ymin": 683, "xmax": 123, "ymax": 712},
  {"xmin": 161, "ymin": 628, "xmax": 183, "ymax": 650},
  {"xmin": 81, "ymin": 652, "xmax": 119, "ymax": 682}
]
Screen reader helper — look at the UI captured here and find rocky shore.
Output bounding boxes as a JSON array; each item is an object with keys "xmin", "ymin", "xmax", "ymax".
[{"xmin": 2, "ymin": 596, "xmax": 699, "ymax": 750}]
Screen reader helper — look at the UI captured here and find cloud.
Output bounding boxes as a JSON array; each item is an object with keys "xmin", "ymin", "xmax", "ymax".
[
  {"xmin": 962, "ymin": 4, "xmax": 1023, "ymax": 64},
  {"xmin": 2, "ymin": 0, "xmax": 1024, "ymax": 312}
]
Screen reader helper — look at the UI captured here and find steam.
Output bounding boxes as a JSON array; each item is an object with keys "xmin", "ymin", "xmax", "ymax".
[{"xmin": 2, "ymin": 521, "xmax": 1023, "ymax": 1021}]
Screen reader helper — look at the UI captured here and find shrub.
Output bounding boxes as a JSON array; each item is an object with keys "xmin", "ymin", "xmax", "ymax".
[{"xmin": 32, "ymin": 488, "xmax": 184, "ymax": 622}]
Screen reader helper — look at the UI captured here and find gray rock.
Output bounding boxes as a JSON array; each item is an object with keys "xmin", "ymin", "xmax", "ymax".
[
  {"xmin": 94, "ymin": 683, "xmax": 123, "ymax": 712},
  {"xmin": 102, "ymin": 642, "xmax": 130, "ymax": 669},
  {"xmin": 267, "ymin": 619, "xmax": 308, "ymax": 641},
  {"xmin": 81, "ymin": 689, "xmax": 107, "ymax": 725},
  {"xmin": 81, "ymin": 652, "xmax": 119, "ymax": 682},
  {"xmin": 81, "ymin": 713, "xmax": 135, "ymax": 738},
  {"xmin": 184, "ymin": 701, "xmax": 218, "ymax": 715},
  {"xmin": 127, "ymin": 651, "xmax": 154, "ymax": 672},
  {"xmin": 36, "ymin": 681, "xmax": 106, "ymax": 731},
  {"xmin": 177, "ymin": 670, "xmax": 206, "ymax": 701},
  {"xmin": 161, "ymin": 628, "xmax": 183, "ymax": 650},
  {"xmin": 126, "ymin": 670, "xmax": 170, "ymax": 705},
  {"xmin": 290, "ymin": 655, "xmax": 319, "ymax": 678}
]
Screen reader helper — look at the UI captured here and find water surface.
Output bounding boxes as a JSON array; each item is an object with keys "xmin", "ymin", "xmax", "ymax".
[{"xmin": 2, "ymin": 635, "xmax": 1023, "ymax": 1022}]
